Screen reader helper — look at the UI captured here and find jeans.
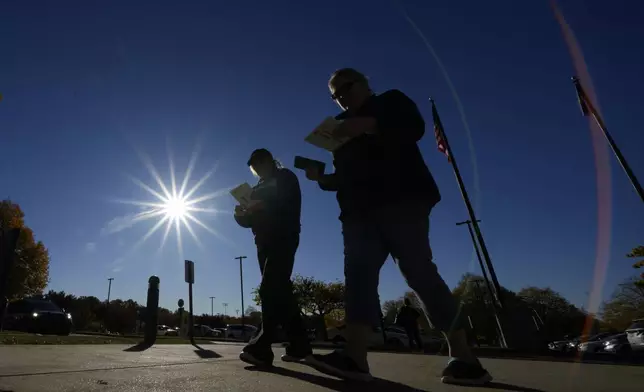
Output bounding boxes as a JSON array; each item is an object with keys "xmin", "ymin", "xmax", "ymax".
[
  {"xmin": 343, "ymin": 202, "xmax": 463, "ymax": 332},
  {"xmin": 246, "ymin": 234, "xmax": 310, "ymax": 351}
]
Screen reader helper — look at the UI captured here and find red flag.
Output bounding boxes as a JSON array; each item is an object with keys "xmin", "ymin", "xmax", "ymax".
[{"xmin": 431, "ymin": 100, "xmax": 451, "ymax": 162}]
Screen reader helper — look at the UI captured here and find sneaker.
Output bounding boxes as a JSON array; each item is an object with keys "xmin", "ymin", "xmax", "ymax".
[
  {"xmin": 239, "ymin": 345, "xmax": 274, "ymax": 367},
  {"xmin": 281, "ymin": 346, "xmax": 313, "ymax": 363},
  {"xmin": 440, "ymin": 358, "xmax": 493, "ymax": 386},
  {"xmin": 306, "ymin": 350, "xmax": 373, "ymax": 382}
]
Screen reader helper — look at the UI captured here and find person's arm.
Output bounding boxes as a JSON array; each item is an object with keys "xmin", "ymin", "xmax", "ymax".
[
  {"xmin": 372, "ymin": 89, "xmax": 425, "ymax": 143},
  {"xmin": 318, "ymin": 173, "xmax": 339, "ymax": 192}
]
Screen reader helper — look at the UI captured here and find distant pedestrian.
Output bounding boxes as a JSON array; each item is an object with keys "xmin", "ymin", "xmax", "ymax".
[
  {"xmin": 234, "ymin": 148, "xmax": 314, "ymax": 367},
  {"xmin": 305, "ymin": 68, "xmax": 492, "ymax": 385},
  {"xmin": 395, "ymin": 298, "xmax": 423, "ymax": 350}
]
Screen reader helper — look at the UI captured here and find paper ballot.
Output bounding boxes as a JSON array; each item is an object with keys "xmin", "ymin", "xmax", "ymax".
[
  {"xmin": 305, "ymin": 117, "xmax": 350, "ymax": 152},
  {"xmin": 230, "ymin": 183, "xmax": 260, "ymax": 209}
]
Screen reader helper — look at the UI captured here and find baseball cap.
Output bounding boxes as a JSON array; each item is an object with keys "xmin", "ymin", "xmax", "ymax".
[{"xmin": 247, "ymin": 148, "xmax": 273, "ymax": 166}]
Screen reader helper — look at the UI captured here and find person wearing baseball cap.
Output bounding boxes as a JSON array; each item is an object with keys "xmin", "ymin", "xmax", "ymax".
[{"xmin": 234, "ymin": 148, "xmax": 315, "ymax": 367}]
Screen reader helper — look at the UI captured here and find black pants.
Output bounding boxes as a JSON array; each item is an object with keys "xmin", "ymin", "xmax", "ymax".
[
  {"xmin": 404, "ymin": 325, "xmax": 423, "ymax": 350},
  {"xmin": 246, "ymin": 234, "xmax": 310, "ymax": 352}
]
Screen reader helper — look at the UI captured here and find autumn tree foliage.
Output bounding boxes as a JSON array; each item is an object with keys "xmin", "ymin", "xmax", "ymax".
[{"xmin": 0, "ymin": 200, "xmax": 49, "ymax": 300}]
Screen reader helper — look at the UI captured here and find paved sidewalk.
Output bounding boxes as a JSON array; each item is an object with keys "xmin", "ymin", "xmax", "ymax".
[{"xmin": 0, "ymin": 342, "xmax": 641, "ymax": 391}]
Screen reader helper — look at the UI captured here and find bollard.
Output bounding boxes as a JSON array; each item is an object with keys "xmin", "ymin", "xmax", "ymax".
[
  {"xmin": 177, "ymin": 298, "xmax": 185, "ymax": 338},
  {"xmin": 144, "ymin": 276, "xmax": 160, "ymax": 345}
]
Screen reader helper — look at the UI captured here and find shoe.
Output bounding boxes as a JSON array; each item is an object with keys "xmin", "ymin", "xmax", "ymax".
[
  {"xmin": 306, "ymin": 350, "xmax": 373, "ymax": 382},
  {"xmin": 440, "ymin": 358, "xmax": 493, "ymax": 385},
  {"xmin": 239, "ymin": 345, "xmax": 274, "ymax": 367},
  {"xmin": 281, "ymin": 346, "xmax": 313, "ymax": 363}
]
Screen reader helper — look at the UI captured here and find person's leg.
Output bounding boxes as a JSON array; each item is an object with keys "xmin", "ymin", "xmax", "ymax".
[
  {"xmin": 277, "ymin": 236, "xmax": 314, "ymax": 361},
  {"xmin": 245, "ymin": 237, "xmax": 310, "ymax": 357},
  {"xmin": 309, "ymin": 216, "xmax": 388, "ymax": 382},
  {"xmin": 382, "ymin": 203, "xmax": 492, "ymax": 385},
  {"xmin": 412, "ymin": 325, "xmax": 423, "ymax": 351},
  {"xmin": 240, "ymin": 246, "xmax": 276, "ymax": 366},
  {"xmin": 404, "ymin": 326, "xmax": 416, "ymax": 349}
]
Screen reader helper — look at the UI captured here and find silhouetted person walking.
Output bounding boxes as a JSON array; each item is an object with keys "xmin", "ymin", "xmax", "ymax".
[
  {"xmin": 305, "ymin": 68, "xmax": 492, "ymax": 385},
  {"xmin": 234, "ymin": 148, "xmax": 313, "ymax": 367},
  {"xmin": 396, "ymin": 298, "xmax": 423, "ymax": 350}
]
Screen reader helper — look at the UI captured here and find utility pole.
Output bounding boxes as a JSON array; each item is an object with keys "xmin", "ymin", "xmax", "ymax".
[
  {"xmin": 223, "ymin": 303, "xmax": 229, "ymax": 317},
  {"xmin": 236, "ymin": 309, "xmax": 239, "ymax": 317},
  {"xmin": 107, "ymin": 278, "xmax": 114, "ymax": 303},
  {"xmin": 105, "ymin": 277, "xmax": 114, "ymax": 331},
  {"xmin": 235, "ymin": 256, "xmax": 247, "ymax": 333},
  {"xmin": 209, "ymin": 296, "xmax": 215, "ymax": 316}
]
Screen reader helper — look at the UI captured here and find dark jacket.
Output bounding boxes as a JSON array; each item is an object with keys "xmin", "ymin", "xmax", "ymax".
[
  {"xmin": 234, "ymin": 167, "xmax": 301, "ymax": 244},
  {"xmin": 317, "ymin": 89, "xmax": 441, "ymax": 220}
]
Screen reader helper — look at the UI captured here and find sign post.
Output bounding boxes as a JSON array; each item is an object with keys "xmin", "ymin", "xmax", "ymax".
[{"xmin": 185, "ymin": 260, "xmax": 195, "ymax": 345}]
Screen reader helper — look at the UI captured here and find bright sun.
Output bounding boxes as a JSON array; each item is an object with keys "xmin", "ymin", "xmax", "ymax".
[
  {"xmin": 107, "ymin": 143, "xmax": 232, "ymax": 259},
  {"xmin": 163, "ymin": 196, "xmax": 187, "ymax": 219}
]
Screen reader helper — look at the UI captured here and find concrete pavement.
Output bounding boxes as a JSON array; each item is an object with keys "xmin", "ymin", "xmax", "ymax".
[{"xmin": 0, "ymin": 342, "xmax": 641, "ymax": 391}]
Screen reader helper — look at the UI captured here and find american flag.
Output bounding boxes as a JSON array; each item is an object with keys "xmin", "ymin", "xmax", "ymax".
[{"xmin": 431, "ymin": 100, "xmax": 451, "ymax": 162}]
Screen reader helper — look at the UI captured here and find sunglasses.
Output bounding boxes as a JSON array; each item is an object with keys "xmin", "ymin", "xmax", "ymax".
[{"xmin": 330, "ymin": 81, "xmax": 356, "ymax": 101}]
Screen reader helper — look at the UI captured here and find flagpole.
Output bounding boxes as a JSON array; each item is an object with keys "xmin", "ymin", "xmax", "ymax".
[
  {"xmin": 430, "ymin": 99, "xmax": 504, "ymax": 309},
  {"xmin": 572, "ymin": 77, "xmax": 644, "ymax": 203}
]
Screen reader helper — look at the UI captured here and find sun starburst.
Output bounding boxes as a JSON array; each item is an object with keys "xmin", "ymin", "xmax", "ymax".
[{"xmin": 106, "ymin": 142, "xmax": 234, "ymax": 259}]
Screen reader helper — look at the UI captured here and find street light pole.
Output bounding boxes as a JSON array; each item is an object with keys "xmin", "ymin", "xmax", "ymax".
[
  {"xmin": 209, "ymin": 296, "xmax": 215, "ymax": 316},
  {"xmin": 235, "ymin": 256, "xmax": 247, "ymax": 332},
  {"xmin": 223, "ymin": 303, "xmax": 229, "ymax": 317}
]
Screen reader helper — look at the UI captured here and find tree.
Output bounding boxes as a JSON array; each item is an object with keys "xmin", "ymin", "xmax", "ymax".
[
  {"xmin": 252, "ymin": 275, "xmax": 345, "ymax": 318},
  {"xmin": 382, "ymin": 299, "xmax": 402, "ymax": 324},
  {"xmin": 245, "ymin": 306, "xmax": 259, "ymax": 316},
  {"xmin": 292, "ymin": 276, "xmax": 345, "ymax": 319},
  {"xmin": 517, "ymin": 287, "xmax": 575, "ymax": 320},
  {"xmin": 627, "ymin": 245, "xmax": 644, "ymax": 287},
  {"xmin": 252, "ymin": 275, "xmax": 345, "ymax": 338},
  {"xmin": 244, "ymin": 306, "xmax": 262, "ymax": 326},
  {"xmin": 601, "ymin": 276, "xmax": 644, "ymax": 330},
  {"xmin": 518, "ymin": 286, "xmax": 588, "ymax": 338},
  {"xmin": 0, "ymin": 200, "xmax": 49, "ymax": 300}
]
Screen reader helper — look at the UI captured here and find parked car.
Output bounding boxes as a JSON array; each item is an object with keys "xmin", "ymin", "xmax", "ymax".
[
  {"xmin": 568, "ymin": 333, "xmax": 613, "ymax": 352},
  {"xmin": 578, "ymin": 333, "xmax": 620, "ymax": 353},
  {"xmin": 225, "ymin": 324, "xmax": 258, "ymax": 341},
  {"xmin": 548, "ymin": 339, "xmax": 574, "ymax": 352},
  {"xmin": 156, "ymin": 325, "xmax": 178, "ymax": 336},
  {"xmin": 327, "ymin": 325, "xmax": 436, "ymax": 348},
  {"xmin": 2, "ymin": 298, "xmax": 73, "ymax": 335},
  {"xmin": 625, "ymin": 319, "xmax": 644, "ymax": 352},
  {"xmin": 193, "ymin": 324, "xmax": 219, "ymax": 338},
  {"xmin": 603, "ymin": 333, "xmax": 631, "ymax": 355}
]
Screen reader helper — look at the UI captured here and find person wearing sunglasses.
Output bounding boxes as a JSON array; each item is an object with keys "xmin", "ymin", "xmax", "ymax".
[
  {"xmin": 234, "ymin": 148, "xmax": 315, "ymax": 367},
  {"xmin": 304, "ymin": 68, "xmax": 492, "ymax": 385}
]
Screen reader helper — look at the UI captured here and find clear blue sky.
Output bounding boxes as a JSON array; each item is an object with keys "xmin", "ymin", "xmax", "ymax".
[{"xmin": 1, "ymin": 0, "xmax": 642, "ymax": 316}]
